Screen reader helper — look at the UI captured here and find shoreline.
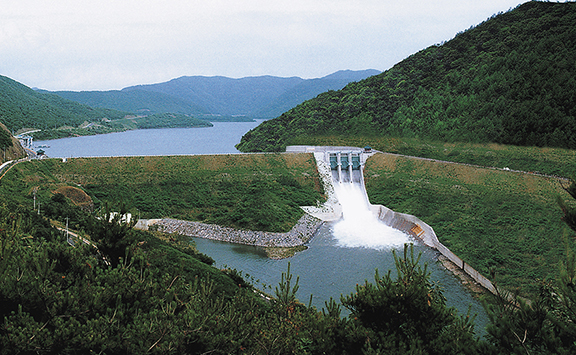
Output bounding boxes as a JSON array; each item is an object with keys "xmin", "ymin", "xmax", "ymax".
[{"xmin": 437, "ymin": 254, "xmax": 491, "ymax": 298}]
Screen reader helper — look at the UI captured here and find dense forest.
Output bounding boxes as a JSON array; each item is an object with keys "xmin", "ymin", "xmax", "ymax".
[
  {"xmin": 0, "ymin": 127, "xmax": 11, "ymax": 151},
  {"xmin": 1, "ymin": 166, "xmax": 576, "ymax": 353},
  {"xmin": 237, "ymin": 1, "xmax": 576, "ymax": 152},
  {"xmin": 0, "ymin": 75, "xmax": 128, "ymax": 134}
]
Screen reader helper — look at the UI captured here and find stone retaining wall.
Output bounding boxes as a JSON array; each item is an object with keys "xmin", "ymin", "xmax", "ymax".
[{"xmin": 154, "ymin": 213, "xmax": 323, "ymax": 248}]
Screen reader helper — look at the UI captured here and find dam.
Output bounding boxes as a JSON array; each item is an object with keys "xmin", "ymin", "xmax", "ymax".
[
  {"xmin": 289, "ymin": 145, "xmax": 497, "ymax": 296},
  {"xmin": 297, "ymin": 145, "xmax": 369, "ymax": 185},
  {"xmin": 287, "ymin": 145, "xmax": 413, "ymax": 249},
  {"xmin": 199, "ymin": 145, "xmax": 490, "ymax": 329},
  {"xmin": 32, "ymin": 129, "xmax": 491, "ymax": 332}
]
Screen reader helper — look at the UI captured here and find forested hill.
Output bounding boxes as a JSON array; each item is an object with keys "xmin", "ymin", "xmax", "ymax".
[
  {"xmin": 236, "ymin": 1, "xmax": 576, "ymax": 152},
  {"xmin": 0, "ymin": 75, "xmax": 129, "ymax": 133},
  {"xmin": 47, "ymin": 88, "xmax": 209, "ymax": 116}
]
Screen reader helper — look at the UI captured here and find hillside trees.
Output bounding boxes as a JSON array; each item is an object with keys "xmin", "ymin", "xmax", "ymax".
[
  {"xmin": 237, "ymin": 1, "xmax": 576, "ymax": 152},
  {"xmin": 558, "ymin": 178, "xmax": 576, "ymax": 235},
  {"xmin": 0, "ymin": 202, "xmax": 251, "ymax": 354},
  {"xmin": 0, "ymin": 128, "xmax": 12, "ymax": 151}
]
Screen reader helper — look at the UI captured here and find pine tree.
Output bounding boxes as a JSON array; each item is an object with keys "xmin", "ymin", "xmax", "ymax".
[
  {"xmin": 340, "ymin": 243, "xmax": 481, "ymax": 354},
  {"xmin": 0, "ymin": 129, "xmax": 11, "ymax": 151}
]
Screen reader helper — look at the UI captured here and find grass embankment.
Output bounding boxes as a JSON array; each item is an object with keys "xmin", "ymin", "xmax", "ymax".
[
  {"xmin": 0, "ymin": 153, "xmax": 324, "ymax": 233},
  {"xmin": 291, "ymin": 135, "xmax": 576, "ymax": 178},
  {"xmin": 364, "ymin": 152, "xmax": 575, "ymax": 298}
]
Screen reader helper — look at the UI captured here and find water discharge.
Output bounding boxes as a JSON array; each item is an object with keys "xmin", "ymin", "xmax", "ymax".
[{"xmin": 331, "ymin": 181, "xmax": 411, "ymax": 249}]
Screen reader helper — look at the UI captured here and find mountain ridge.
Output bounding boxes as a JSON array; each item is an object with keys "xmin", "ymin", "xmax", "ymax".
[
  {"xmin": 49, "ymin": 89, "xmax": 209, "ymax": 116},
  {"xmin": 47, "ymin": 69, "xmax": 380, "ymax": 117}
]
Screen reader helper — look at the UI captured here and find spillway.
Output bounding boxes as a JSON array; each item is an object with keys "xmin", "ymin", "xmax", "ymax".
[
  {"xmin": 331, "ymin": 181, "xmax": 411, "ymax": 249},
  {"xmin": 319, "ymin": 147, "xmax": 412, "ymax": 249}
]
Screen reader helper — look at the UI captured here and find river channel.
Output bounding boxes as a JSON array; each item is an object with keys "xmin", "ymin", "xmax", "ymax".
[{"xmin": 36, "ymin": 121, "xmax": 490, "ymax": 335}]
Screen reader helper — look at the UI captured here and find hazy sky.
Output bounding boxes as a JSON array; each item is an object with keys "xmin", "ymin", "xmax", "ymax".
[{"xmin": 1, "ymin": 0, "xmax": 535, "ymax": 91}]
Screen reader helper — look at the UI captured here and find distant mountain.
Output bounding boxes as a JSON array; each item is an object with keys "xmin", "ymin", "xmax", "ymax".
[
  {"xmin": 124, "ymin": 75, "xmax": 305, "ymax": 116},
  {"xmin": 49, "ymin": 89, "xmax": 209, "ymax": 116},
  {"xmin": 49, "ymin": 70, "xmax": 379, "ymax": 118},
  {"xmin": 255, "ymin": 69, "xmax": 381, "ymax": 118},
  {"xmin": 0, "ymin": 75, "xmax": 128, "ymax": 133},
  {"xmin": 0, "ymin": 76, "xmax": 210, "ymax": 139},
  {"xmin": 237, "ymin": 2, "xmax": 576, "ymax": 152}
]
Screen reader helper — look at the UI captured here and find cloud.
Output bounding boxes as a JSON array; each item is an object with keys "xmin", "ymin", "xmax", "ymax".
[{"xmin": 1, "ymin": 0, "xmax": 532, "ymax": 90}]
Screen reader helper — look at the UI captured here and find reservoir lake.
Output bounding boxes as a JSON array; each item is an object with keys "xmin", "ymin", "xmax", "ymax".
[
  {"xmin": 35, "ymin": 120, "xmax": 264, "ymax": 158},
  {"xmin": 36, "ymin": 121, "xmax": 490, "ymax": 334}
]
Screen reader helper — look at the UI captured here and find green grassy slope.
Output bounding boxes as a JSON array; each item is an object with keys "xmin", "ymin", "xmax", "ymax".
[
  {"xmin": 0, "ymin": 154, "xmax": 324, "ymax": 233},
  {"xmin": 364, "ymin": 153, "xmax": 575, "ymax": 297},
  {"xmin": 237, "ymin": 1, "xmax": 576, "ymax": 152}
]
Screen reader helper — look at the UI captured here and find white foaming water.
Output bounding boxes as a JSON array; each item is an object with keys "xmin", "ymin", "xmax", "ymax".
[{"xmin": 332, "ymin": 182, "xmax": 411, "ymax": 249}]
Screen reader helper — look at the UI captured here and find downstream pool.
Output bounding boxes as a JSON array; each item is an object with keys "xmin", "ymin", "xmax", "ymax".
[{"xmin": 193, "ymin": 223, "xmax": 490, "ymax": 337}]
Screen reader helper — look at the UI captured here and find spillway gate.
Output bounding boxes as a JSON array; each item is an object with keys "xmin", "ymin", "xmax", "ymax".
[{"xmin": 328, "ymin": 151, "xmax": 363, "ymax": 184}]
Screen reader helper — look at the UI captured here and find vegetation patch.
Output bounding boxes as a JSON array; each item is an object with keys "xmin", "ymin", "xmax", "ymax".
[
  {"xmin": 264, "ymin": 245, "xmax": 308, "ymax": 259},
  {"xmin": 31, "ymin": 113, "xmax": 212, "ymax": 140},
  {"xmin": 52, "ymin": 185, "xmax": 94, "ymax": 211},
  {"xmin": 363, "ymin": 152, "xmax": 575, "ymax": 298}
]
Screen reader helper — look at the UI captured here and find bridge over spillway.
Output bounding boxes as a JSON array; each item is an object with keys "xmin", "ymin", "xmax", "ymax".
[{"xmin": 285, "ymin": 145, "xmax": 374, "ymax": 185}]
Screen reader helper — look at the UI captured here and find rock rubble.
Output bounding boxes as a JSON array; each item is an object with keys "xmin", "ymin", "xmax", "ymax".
[{"xmin": 155, "ymin": 213, "xmax": 323, "ymax": 247}]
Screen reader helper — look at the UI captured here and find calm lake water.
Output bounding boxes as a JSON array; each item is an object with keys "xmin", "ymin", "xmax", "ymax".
[
  {"xmin": 36, "ymin": 121, "xmax": 489, "ymax": 334},
  {"xmin": 35, "ymin": 120, "xmax": 263, "ymax": 158}
]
